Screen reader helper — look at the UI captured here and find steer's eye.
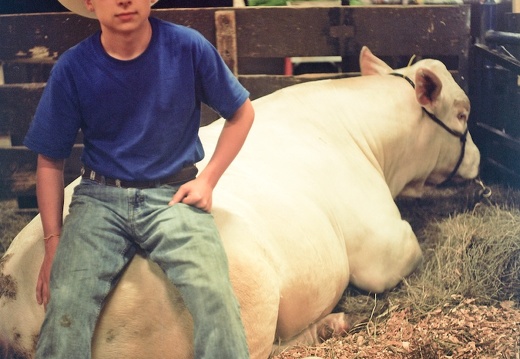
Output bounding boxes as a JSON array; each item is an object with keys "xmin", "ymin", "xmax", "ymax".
[{"xmin": 457, "ymin": 113, "xmax": 468, "ymax": 122}]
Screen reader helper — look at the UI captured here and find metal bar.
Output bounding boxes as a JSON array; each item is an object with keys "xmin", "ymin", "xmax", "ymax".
[
  {"xmin": 485, "ymin": 30, "xmax": 520, "ymax": 46},
  {"xmin": 476, "ymin": 122, "xmax": 520, "ymax": 152},
  {"xmin": 473, "ymin": 43, "xmax": 520, "ymax": 73}
]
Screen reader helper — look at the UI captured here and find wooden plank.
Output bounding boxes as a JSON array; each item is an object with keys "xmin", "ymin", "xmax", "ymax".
[
  {"xmin": 239, "ymin": 73, "xmax": 354, "ymax": 100},
  {"xmin": 0, "ymin": 146, "xmax": 36, "ymax": 196},
  {"xmin": 0, "ymin": 144, "xmax": 82, "ymax": 199},
  {"xmin": 234, "ymin": 6, "xmax": 470, "ymax": 58},
  {"xmin": 2, "ymin": 59, "xmax": 54, "ymax": 83},
  {"xmin": 0, "ymin": 12, "xmax": 99, "ymax": 61},
  {"xmin": 0, "ymin": 6, "xmax": 470, "ymax": 60},
  {"xmin": 0, "ymin": 9, "xmax": 219, "ymax": 61},
  {"xmin": 153, "ymin": 8, "xmax": 220, "ymax": 45},
  {"xmin": 0, "ymin": 83, "xmax": 44, "ymax": 145},
  {"xmin": 0, "ymin": 83, "xmax": 85, "ymax": 145},
  {"xmin": 215, "ymin": 10, "xmax": 238, "ymax": 76},
  {"xmin": 0, "ymin": 76, "xmax": 344, "ymax": 136}
]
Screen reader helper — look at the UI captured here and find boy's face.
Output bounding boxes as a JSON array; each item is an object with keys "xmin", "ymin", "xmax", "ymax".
[{"xmin": 83, "ymin": 0, "xmax": 155, "ymax": 32}]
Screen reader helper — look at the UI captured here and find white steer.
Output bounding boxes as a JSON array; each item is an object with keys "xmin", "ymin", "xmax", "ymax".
[{"xmin": 0, "ymin": 47, "xmax": 480, "ymax": 359}]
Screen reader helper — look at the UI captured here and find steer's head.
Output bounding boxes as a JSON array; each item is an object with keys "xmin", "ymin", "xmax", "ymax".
[{"xmin": 359, "ymin": 46, "xmax": 480, "ymax": 190}]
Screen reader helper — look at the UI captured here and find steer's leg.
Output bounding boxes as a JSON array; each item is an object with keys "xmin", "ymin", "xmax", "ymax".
[
  {"xmin": 271, "ymin": 312, "xmax": 357, "ymax": 355},
  {"xmin": 349, "ymin": 217, "xmax": 423, "ymax": 293}
]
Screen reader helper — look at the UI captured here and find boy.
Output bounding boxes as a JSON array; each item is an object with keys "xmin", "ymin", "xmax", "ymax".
[{"xmin": 23, "ymin": 0, "xmax": 254, "ymax": 357}]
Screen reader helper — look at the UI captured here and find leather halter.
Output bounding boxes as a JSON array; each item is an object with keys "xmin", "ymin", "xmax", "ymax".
[{"xmin": 389, "ymin": 72, "xmax": 469, "ymax": 186}]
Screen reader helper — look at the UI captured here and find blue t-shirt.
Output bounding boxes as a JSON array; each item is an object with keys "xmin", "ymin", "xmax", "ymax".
[{"xmin": 24, "ymin": 17, "xmax": 249, "ymax": 181}]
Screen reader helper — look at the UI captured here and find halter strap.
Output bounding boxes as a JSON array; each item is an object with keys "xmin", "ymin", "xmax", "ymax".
[{"xmin": 389, "ymin": 72, "xmax": 468, "ymax": 185}]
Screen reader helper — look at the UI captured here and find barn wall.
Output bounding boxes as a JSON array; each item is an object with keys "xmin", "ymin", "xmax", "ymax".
[{"xmin": 0, "ymin": 5, "xmax": 471, "ymax": 207}]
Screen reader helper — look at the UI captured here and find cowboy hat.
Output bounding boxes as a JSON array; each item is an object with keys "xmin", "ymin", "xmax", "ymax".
[{"xmin": 58, "ymin": 0, "xmax": 160, "ymax": 19}]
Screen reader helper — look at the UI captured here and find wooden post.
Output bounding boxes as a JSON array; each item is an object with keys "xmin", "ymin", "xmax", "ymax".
[{"xmin": 215, "ymin": 10, "xmax": 238, "ymax": 76}]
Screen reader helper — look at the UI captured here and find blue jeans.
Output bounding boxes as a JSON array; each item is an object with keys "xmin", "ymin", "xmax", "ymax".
[{"xmin": 36, "ymin": 179, "xmax": 249, "ymax": 359}]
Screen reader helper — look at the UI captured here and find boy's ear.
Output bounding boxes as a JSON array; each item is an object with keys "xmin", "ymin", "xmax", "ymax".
[{"xmin": 83, "ymin": 0, "xmax": 94, "ymax": 13}]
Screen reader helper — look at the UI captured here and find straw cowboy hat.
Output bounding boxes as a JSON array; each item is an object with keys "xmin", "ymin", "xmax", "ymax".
[{"xmin": 58, "ymin": 0, "xmax": 160, "ymax": 19}]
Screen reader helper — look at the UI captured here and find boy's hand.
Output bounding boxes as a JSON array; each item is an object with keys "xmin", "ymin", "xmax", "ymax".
[
  {"xmin": 169, "ymin": 178, "xmax": 213, "ymax": 212},
  {"xmin": 168, "ymin": 99, "xmax": 254, "ymax": 213},
  {"xmin": 36, "ymin": 237, "xmax": 59, "ymax": 310}
]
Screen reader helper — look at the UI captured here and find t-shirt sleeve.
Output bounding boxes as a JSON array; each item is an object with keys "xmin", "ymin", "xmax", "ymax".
[
  {"xmin": 195, "ymin": 36, "xmax": 250, "ymax": 120},
  {"xmin": 23, "ymin": 58, "xmax": 82, "ymax": 159}
]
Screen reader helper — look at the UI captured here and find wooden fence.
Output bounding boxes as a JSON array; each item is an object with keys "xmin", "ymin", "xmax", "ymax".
[{"xmin": 0, "ymin": 5, "xmax": 471, "ymax": 207}]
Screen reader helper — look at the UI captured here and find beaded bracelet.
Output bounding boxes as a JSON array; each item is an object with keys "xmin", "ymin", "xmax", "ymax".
[{"xmin": 43, "ymin": 234, "xmax": 60, "ymax": 241}]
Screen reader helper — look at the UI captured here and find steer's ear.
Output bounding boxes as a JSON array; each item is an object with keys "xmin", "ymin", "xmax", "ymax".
[
  {"xmin": 415, "ymin": 68, "xmax": 442, "ymax": 107},
  {"xmin": 359, "ymin": 46, "xmax": 393, "ymax": 76}
]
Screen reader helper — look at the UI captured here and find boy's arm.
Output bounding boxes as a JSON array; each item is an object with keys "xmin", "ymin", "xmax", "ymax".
[
  {"xmin": 36, "ymin": 154, "xmax": 65, "ymax": 309},
  {"xmin": 170, "ymin": 98, "xmax": 255, "ymax": 212}
]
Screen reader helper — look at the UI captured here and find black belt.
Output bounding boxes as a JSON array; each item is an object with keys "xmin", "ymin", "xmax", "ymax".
[{"xmin": 81, "ymin": 165, "xmax": 198, "ymax": 189}]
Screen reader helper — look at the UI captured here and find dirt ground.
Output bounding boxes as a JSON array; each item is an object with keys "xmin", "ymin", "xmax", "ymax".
[{"xmin": 273, "ymin": 299, "xmax": 519, "ymax": 358}]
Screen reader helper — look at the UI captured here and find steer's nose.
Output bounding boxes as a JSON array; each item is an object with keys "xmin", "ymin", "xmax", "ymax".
[{"xmin": 458, "ymin": 144, "xmax": 481, "ymax": 180}]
